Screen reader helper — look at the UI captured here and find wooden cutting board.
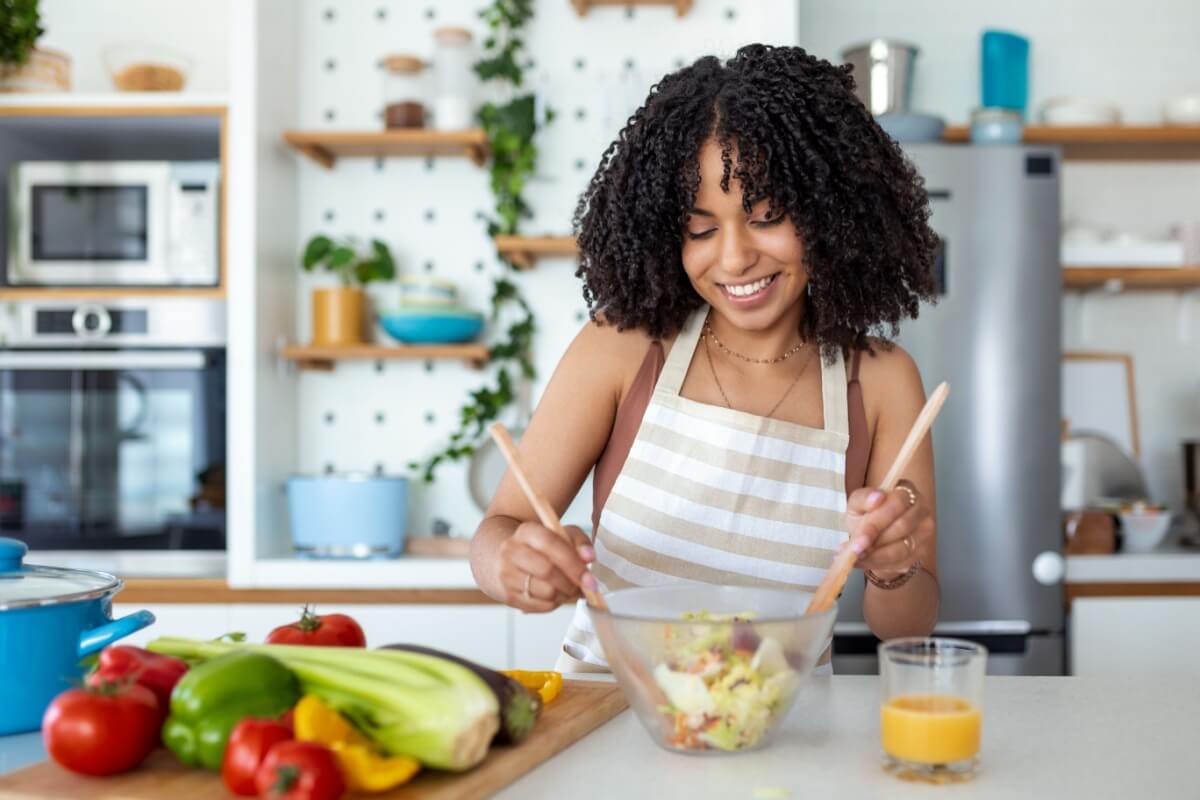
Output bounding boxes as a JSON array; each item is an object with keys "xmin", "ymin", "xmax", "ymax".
[{"xmin": 0, "ymin": 680, "xmax": 627, "ymax": 800}]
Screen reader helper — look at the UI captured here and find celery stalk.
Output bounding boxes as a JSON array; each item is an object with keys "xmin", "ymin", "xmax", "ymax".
[{"xmin": 148, "ymin": 637, "xmax": 499, "ymax": 771}]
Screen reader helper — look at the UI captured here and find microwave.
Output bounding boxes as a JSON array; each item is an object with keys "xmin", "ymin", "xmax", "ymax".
[{"xmin": 7, "ymin": 161, "xmax": 219, "ymax": 287}]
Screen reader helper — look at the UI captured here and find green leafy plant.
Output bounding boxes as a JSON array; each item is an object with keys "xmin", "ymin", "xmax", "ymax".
[
  {"xmin": 0, "ymin": 0, "xmax": 44, "ymax": 66},
  {"xmin": 301, "ymin": 235, "xmax": 396, "ymax": 287},
  {"xmin": 414, "ymin": 0, "xmax": 551, "ymax": 482}
]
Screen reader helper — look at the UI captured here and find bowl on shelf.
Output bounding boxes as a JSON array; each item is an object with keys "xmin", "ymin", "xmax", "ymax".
[
  {"xmin": 102, "ymin": 44, "xmax": 192, "ymax": 92},
  {"xmin": 379, "ymin": 306, "xmax": 484, "ymax": 344},
  {"xmin": 1039, "ymin": 97, "xmax": 1121, "ymax": 126},
  {"xmin": 398, "ymin": 276, "xmax": 458, "ymax": 307},
  {"xmin": 1119, "ymin": 505, "xmax": 1171, "ymax": 553},
  {"xmin": 592, "ymin": 585, "xmax": 837, "ymax": 755}
]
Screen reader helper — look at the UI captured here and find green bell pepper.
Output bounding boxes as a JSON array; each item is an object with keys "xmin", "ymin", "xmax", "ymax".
[{"xmin": 163, "ymin": 650, "xmax": 300, "ymax": 770}]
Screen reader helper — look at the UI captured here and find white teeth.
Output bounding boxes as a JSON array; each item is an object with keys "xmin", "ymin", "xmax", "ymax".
[{"xmin": 725, "ymin": 275, "xmax": 773, "ymax": 297}]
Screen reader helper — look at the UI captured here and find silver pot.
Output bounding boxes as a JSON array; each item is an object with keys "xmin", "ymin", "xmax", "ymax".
[{"xmin": 841, "ymin": 39, "xmax": 919, "ymax": 116}]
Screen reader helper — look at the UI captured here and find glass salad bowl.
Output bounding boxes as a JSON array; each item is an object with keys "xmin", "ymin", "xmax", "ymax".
[{"xmin": 592, "ymin": 585, "xmax": 837, "ymax": 755}]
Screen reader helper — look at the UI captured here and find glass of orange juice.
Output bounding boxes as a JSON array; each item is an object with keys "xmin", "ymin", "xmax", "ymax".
[{"xmin": 879, "ymin": 637, "xmax": 987, "ymax": 782}]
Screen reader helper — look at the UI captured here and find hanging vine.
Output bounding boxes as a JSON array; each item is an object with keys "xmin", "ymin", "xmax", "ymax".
[{"xmin": 413, "ymin": 0, "xmax": 551, "ymax": 482}]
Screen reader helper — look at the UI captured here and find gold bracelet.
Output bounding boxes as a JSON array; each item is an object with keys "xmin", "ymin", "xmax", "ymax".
[{"xmin": 865, "ymin": 561, "xmax": 921, "ymax": 590}]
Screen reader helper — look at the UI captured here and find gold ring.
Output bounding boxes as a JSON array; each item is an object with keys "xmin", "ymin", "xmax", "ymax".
[
  {"xmin": 523, "ymin": 573, "xmax": 533, "ymax": 600},
  {"xmin": 903, "ymin": 535, "xmax": 915, "ymax": 555},
  {"xmin": 896, "ymin": 485, "xmax": 917, "ymax": 507}
]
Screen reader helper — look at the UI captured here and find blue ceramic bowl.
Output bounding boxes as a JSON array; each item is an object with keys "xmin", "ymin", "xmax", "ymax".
[
  {"xmin": 379, "ymin": 307, "xmax": 484, "ymax": 344},
  {"xmin": 0, "ymin": 538, "xmax": 155, "ymax": 734}
]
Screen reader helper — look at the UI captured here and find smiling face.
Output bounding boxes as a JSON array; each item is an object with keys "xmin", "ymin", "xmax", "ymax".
[{"xmin": 681, "ymin": 138, "xmax": 808, "ymax": 333}]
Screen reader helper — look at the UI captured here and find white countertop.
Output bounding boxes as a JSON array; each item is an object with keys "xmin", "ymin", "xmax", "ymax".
[
  {"xmin": 499, "ymin": 675, "xmax": 1196, "ymax": 799},
  {"xmin": 1066, "ymin": 545, "xmax": 1200, "ymax": 583},
  {"xmin": 2, "ymin": 676, "xmax": 1192, "ymax": 797}
]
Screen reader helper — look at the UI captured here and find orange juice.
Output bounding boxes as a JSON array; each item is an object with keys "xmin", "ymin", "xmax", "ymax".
[{"xmin": 881, "ymin": 694, "xmax": 981, "ymax": 765}]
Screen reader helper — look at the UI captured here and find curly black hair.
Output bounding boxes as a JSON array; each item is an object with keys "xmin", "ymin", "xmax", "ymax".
[{"xmin": 573, "ymin": 44, "xmax": 938, "ymax": 359}]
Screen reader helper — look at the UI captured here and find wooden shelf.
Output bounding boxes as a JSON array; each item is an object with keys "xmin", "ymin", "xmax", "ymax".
[
  {"xmin": 571, "ymin": 0, "xmax": 693, "ymax": 15},
  {"xmin": 0, "ymin": 286, "xmax": 225, "ymax": 301},
  {"xmin": 943, "ymin": 124, "xmax": 1200, "ymax": 160},
  {"xmin": 283, "ymin": 129, "xmax": 488, "ymax": 169},
  {"xmin": 281, "ymin": 343, "xmax": 490, "ymax": 370},
  {"xmin": 494, "ymin": 235, "xmax": 579, "ymax": 269},
  {"xmin": 1062, "ymin": 267, "xmax": 1200, "ymax": 290},
  {"xmin": 0, "ymin": 93, "xmax": 227, "ymax": 117}
]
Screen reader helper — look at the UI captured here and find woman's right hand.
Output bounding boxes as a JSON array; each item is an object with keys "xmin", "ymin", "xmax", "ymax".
[{"xmin": 494, "ymin": 522, "xmax": 596, "ymax": 613}]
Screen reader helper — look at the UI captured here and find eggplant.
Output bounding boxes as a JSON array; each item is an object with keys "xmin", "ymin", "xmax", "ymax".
[{"xmin": 380, "ymin": 643, "xmax": 541, "ymax": 744}]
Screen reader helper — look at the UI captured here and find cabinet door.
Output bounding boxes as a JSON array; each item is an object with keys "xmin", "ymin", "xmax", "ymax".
[
  {"xmin": 1071, "ymin": 597, "xmax": 1200, "ymax": 675},
  {"xmin": 511, "ymin": 605, "xmax": 575, "ymax": 670},
  {"xmin": 112, "ymin": 604, "xmax": 234, "ymax": 647},
  {"xmin": 227, "ymin": 604, "xmax": 510, "ymax": 668}
]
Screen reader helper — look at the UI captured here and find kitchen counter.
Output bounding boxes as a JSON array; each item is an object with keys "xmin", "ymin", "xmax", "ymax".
[
  {"xmin": 2, "ymin": 676, "xmax": 1192, "ymax": 797},
  {"xmin": 499, "ymin": 676, "xmax": 1194, "ymax": 799},
  {"xmin": 1066, "ymin": 545, "xmax": 1200, "ymax": 582}
]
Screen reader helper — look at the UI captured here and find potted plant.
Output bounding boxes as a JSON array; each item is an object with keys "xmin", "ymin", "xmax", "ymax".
[
  {"xmin": 301, "ymin": 235, "xmax": 396, "ymax": 346},
  {"xmin": 0, "ymin": 0, "xmax": 70, "ymax": 92}
]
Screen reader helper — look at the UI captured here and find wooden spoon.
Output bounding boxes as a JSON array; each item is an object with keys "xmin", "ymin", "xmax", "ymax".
[
  {"xmin": 488, "ymin": 422, "xmax": 608, "ymax": 610},
  {"xmin": 805, "ymin": 381, "xmax": 950, "ymax": 615}
]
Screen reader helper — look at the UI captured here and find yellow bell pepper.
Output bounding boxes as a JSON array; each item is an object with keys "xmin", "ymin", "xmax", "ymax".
[
  {"xmin": 502, "ymin": 670, "xmax": 563, "ymax": 705},
  {"xmin": 293, "ymin": 694, "xmax": 420, "ymax": 793}
]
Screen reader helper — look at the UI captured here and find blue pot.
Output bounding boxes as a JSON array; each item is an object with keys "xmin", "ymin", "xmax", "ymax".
[
  {"xmin": 0, "ymin": 538, "xmax": 155, "ymax": 735},
  {"xmin": 287, "ymin": 475, "xmax": 408, "ymax": 559}
]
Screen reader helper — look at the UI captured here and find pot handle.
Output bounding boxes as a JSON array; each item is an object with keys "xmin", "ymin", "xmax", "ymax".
[{"xmin": 78, "ymin": 610, "xmax": 156, "ymax": 658}]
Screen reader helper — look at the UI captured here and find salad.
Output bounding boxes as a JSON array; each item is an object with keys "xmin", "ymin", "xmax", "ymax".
[{"xmin": 652, "ymin": 612, "xmax": 799, "ymax": 752}]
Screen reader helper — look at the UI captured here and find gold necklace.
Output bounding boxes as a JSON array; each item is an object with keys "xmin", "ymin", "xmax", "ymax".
[
  {"xmin": 704, "ymin": 331, "xmax": 815, "ymax": 418},
  {"xmin": 703, "ymin": 322, "xmax": 804, "ymax": 364}
]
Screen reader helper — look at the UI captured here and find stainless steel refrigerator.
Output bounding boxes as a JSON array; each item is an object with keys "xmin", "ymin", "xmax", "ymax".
[{"xmin": 832, "ymin": 144, "xmax": 1064, "ymax": 676}]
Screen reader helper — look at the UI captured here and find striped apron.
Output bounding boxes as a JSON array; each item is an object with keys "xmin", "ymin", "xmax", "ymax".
[{"xmin": 558, "ymin": 306, "xmax": 850, "ymax": 674}]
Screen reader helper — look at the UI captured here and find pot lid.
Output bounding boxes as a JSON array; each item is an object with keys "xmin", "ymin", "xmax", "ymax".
[{"xmin": 0, "ymin": 538, "xmax": 121, "ymax": 610}]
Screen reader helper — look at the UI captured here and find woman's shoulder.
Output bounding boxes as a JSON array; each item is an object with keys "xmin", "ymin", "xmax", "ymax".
[
  {"xmin": 853, "ymin": 338, "xmax": 925, "ymax": 421},
  {"xmin": 561, "ymin": 319, "xmax": 671, "ymax": 400}
]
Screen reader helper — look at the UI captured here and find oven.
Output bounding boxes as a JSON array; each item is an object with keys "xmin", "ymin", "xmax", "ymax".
[
  {"xmin": 0, "ymin": 299, "xmax": 225, "ymax": 550},
  {"xmin": 6, "ymin": 160, "xmax": 219, "ymax": 287}
]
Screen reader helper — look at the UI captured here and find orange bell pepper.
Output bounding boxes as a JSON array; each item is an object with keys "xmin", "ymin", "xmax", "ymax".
[
  {"xmin": 292, "ymin": 694, "xmax": 419, "ymax": 793},
  {"xmin": 502, "ymin": 670, "xmax": 563, "ymax": 705}
]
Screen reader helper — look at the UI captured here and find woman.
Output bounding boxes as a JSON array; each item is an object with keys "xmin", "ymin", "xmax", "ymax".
[{"xmin": 470, "ymin": 44, "xmax": 940, "ymax": 672}]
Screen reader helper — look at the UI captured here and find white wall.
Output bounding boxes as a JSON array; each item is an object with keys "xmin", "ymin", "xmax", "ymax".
[
  {"xmin": 38, "ymin": 0, "xmax": 228, "ymax": 93},
  {"xmin": 799, "ymin": 0, "xmax": 1200, "ymax": 511}
]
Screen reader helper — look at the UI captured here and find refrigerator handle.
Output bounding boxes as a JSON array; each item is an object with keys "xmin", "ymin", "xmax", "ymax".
[{"xmin": 1032, "ymin": 551, "xmax": 1066, "ymax": 586}]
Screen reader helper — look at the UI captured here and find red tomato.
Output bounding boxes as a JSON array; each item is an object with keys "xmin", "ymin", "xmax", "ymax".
[
  {"xmin": 222, "ymin": 718, "xmax": 293, "ymax": 796},
  {"xmin": 255, "ymin": 740, "xmax": 346, "ymax": 800},
  {"xmin": 42, "ymin": 683, "xmax": 159, "ymax": 776},
  {"xmin": 265, "ymin": 606, "xmax": 365, "ymax": 648}
]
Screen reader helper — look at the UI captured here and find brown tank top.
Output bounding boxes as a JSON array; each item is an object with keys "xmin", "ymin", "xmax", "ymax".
[{"xmin": 592, "ymin": 344, "xmax": 869, "ymax": 531}]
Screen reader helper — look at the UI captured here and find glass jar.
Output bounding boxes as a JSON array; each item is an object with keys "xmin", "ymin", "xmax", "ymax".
[
  {"xmin": 432, "ymin": 27, "xmax": 475, "ymax": 131},
  {"xmin": 382, "ymin": 54, "xmax": 427, "ymax": 129}
]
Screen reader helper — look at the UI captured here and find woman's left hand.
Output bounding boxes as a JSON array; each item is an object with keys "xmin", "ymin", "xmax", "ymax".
[{"xmin": 843, "ymin": 480, "xmax": 933, "ymax": 577}]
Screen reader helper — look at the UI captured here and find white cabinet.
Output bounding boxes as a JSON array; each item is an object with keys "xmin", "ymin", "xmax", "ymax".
[
  {"xmin": 1071, "ymin": 597, "xmax": 1200, "ymax": 676},
  {"xmin": 112, "ymin": 604, "xmax": 234, "ymax": 647},
  {"xmin": 112, "ymin": 603, "xmax": 510, "ymax": 670},
  {"xmin": 511, "ymin": 606, "xmax": 575, "ymax": 670}
]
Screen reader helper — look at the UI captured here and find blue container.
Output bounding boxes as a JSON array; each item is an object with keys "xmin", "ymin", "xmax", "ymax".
[
  {"xmin": 287, "ymin": 475, "xmax": 409, "ymax": 559},
  {"xmin": 0, "ymin": 538, "xmax": 155, "ymax": 734},
  {"xmin": 981, "ymin": 30, "xmax": 1030, "ymax": 115},
  {"xmin": 379, "ymin": 307, "xmax": 484, "ymax": 345}
]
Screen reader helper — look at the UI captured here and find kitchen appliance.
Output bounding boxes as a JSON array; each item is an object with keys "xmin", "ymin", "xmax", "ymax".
[
  {"xmin": 833, "ymin": 145, "xmax": 1065, "ymax": 676},
  {"xmin": 7, "ymin": 160, "xmax": 219, "ymax": 287},
  {"xmin": 0, "ymin": 298, "xmax": 226, "ymax": 552},
  {"xmin": 841, "ymin": 39, "xmax": 918, "ymax": 116},
  {"xmin": 1061, "ymin": 432, "xmax": 1148, "ymax": 510},
  {"xmin": 594, "ymin": 585, "xmax": 836, "ymax": 754},
  {"xmin": 286, "ymin": 474, "xmax": 409, "ymax": 558},
  {"xmin": 0, "ymin": 537, "xmax": 155, "ymax": 734}
]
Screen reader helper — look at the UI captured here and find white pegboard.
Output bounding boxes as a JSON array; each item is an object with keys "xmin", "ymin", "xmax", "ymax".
[{"xmin": 291, "ymin": 0, "xmax": 801, "ymax": 537}]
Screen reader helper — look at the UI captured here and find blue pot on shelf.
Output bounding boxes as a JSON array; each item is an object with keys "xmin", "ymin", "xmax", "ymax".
[
  {"xmin": 287, "ymin": 475, "xmax": 409, "ymax": 559},
  {"xmin": 0, "ymin": 538, "xmax": 155, "ymax": 734}
]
